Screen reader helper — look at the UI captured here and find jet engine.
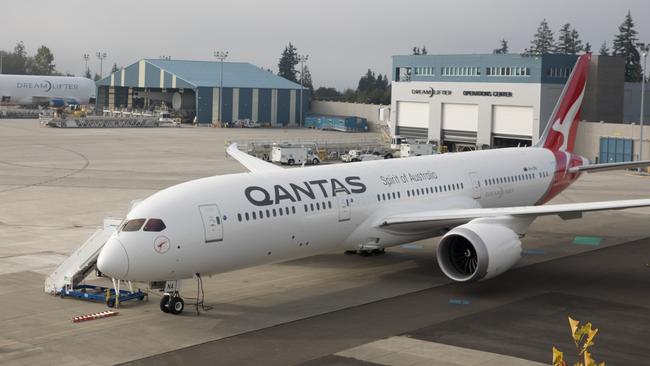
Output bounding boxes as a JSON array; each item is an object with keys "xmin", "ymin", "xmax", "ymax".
[{"xmin": 436, "ymin": 222, "xmax": 521, "ymax": 282}]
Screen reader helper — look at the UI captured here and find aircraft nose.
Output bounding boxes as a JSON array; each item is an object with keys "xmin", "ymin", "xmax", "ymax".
[{"xmin": 97, "ymin": 238, "xmax": 130, "ymax": 279}]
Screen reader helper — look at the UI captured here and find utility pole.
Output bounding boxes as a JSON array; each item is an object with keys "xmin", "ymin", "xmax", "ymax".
[
  {"xmin": 297, "ymin": 54, "xmax": 309, "ymax": 127},
  {"xmin": 83, "ymin": 54, "xmax": 89, "ymax": 76},
  {"xmin": 0, "ymin": 53, "xmax": 3, "ymax": 74},
  {"xmin": 213, "ymin": 51, "xmax": 229, "ymax": 125},
  {"xmin": 637, "ymin": 42, "xmax": 649, "ymax": 168},
  {"xmin": 96, "ymin": 52, "xmax": 107, "ymax": 78}
]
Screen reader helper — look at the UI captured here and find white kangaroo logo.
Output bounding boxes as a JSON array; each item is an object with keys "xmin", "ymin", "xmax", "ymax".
[{"xmin": 550, "ymin": 88, "xmax": 585, "ymax": 151}]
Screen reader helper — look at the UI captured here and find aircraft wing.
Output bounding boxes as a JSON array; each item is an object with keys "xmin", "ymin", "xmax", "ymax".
[
  {"xmin": 568, "ymin": 160, "xmax": 650, "ymax": 173},
  {"xmin": 226, "ymin": 143, "xmax": 283, "ymax": 173},
  {"xmin": 378, "ymin": 199, "xmax": 650, "ymax": 229}
]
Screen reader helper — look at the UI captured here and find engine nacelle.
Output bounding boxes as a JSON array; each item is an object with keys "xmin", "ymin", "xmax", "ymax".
[{"xmin": 436, "ymin": 222, "xmax": 522, "ymax": 282}]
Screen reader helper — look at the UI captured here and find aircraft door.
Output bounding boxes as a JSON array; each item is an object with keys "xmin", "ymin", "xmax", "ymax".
[
  {"xmin": 468, "ymin": 172, "xmax": 481, "ymax": 199},
  {"xmin": 198, "ymin": 204, "xmax": 224, "ymax": 243},
  {"xmin": 337, "ymin": 194, "xmax": 351, "ymax": 222}
]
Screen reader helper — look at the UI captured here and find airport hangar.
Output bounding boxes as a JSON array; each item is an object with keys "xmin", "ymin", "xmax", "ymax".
[
  {"xmin": 389, "ymin": 54, "xmax": 626, "ymax": 151},
  {"xmin": 95, "ymin": 59, "xmax": 310, "ymax": 125}
]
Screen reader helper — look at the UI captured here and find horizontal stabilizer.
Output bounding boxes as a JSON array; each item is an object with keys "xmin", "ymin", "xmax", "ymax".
[{"xmin": 569, "ymin": 160, "xmax": 650, "ymax": 173}]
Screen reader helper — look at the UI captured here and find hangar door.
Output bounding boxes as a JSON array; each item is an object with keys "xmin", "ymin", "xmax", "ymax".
[
  {"xmin": 491, "ymin": 105, "xmax": 534, "ymax": 137},
  {"xmin": 397, "ymin": 101, "xmax": 429, "ymax": 129},
  {"xmin": 441, "ymin": 103, "xmax": 478, "ymax": 132}
]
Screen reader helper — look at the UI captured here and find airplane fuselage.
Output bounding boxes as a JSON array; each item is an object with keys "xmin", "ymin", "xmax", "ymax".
[
  {"xmin": 108, "ymin": 147, "xmax": 583, "ymax": 281},
  {"xmin": 0, "ymin": 74, "xmax": 95, "ymax": 106}
]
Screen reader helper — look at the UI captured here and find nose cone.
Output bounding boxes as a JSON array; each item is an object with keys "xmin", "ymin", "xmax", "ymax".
[{"xmin": 98, "ymin": 238, "xmax": 130, "ymax": 279}]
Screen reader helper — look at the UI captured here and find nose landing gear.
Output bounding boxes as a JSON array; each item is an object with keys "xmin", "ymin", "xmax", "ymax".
[{"xmin": 160, "ymin": 292, "xmax": 185, "ymax": 315}]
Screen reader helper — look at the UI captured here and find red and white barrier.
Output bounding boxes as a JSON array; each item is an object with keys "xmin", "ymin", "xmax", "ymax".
[{"xmin": 72, "ymin": 310, "xmax": 118, "ymax": 323}]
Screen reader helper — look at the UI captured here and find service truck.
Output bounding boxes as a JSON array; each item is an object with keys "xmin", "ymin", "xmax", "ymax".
[
  {"xmin": 271, "ymin": 145, "xmax": 320, "ymax": 165},
  {"xmin": 400, "ymin": 140, "xmax": 437, "ymax": 157}
]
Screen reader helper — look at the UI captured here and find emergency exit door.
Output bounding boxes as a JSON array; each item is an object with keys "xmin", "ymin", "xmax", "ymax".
[
  {"xmin": 338, "ymin": 195, "xmax": 351, "ymax": 222},
  {"xmin": 468, "ymin": 172, "xmax": 481, "ymax": 199},
  {"xmin": 198, "ymin": 204, "xmax": 223, "ymax": 243}
]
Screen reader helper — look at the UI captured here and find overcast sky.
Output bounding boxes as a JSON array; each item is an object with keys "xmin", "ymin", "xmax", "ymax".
[{"xmin": 2, "ymin": 0, "xmax": 648, "ymax": 89}]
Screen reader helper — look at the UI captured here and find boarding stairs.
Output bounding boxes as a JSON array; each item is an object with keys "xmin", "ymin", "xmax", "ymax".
[{"xmin": 44, "ymin": 218, "xmax": 122, "ymax": 294}]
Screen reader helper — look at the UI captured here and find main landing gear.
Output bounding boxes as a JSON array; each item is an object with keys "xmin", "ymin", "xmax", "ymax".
[{"xmin": 160, "ymin": 292, "xmax": 185, "ymax": 315}]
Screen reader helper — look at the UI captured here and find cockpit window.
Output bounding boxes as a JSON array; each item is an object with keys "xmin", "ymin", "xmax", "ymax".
[
  {"xmin": 122, "ymin": 218, "xmax": 146, "ymax": 232},
  {"xmin": 143, "ymin": 218, "xmax": 166, "ymax": 232}
]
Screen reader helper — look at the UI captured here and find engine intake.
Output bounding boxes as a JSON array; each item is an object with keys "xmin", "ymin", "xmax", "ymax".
[{"xmin": 437, "ymin": 222, "xmax": 521, "ymax": 282}]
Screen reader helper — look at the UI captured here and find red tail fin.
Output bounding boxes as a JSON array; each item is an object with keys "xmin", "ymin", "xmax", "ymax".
[{"xmin": 537, "ymin": 53, "xmax": 590, "ymax": 152}]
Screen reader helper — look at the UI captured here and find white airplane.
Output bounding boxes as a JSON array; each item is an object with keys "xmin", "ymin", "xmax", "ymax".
[
  {"xmin": 0, "ymin": 74, "xmax": 95, "ymax": 107},
  {"xmin": 98, "ymin": 54, "xmax": 650, "ymax": 315}
]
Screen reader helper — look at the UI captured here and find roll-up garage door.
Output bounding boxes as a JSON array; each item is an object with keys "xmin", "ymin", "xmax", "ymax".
[
  {"xmin": 491, "ymin": 105, "xmax": 533, "ymax": 138},
  {"xmin": 441, "ymin": 103, "xmax": 478, "ymax": 132},
  {"xmin": 397, "ymin": 101, "xmax": 429, "ymax": 129}
]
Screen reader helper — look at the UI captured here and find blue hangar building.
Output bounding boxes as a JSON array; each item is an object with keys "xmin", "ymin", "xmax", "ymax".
[{"xmin": 96, "ymin": 59, "xmax": 310, "ymax": 124}]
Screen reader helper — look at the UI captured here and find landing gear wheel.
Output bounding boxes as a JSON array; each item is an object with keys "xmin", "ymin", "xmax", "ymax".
[
  {"xmin": 107, "ymin": 297, "xmax": 116, "ymax": 308},
  {"xmin": 312, "ymin": 158, "xmax": 320, "ymax": 165},
  {"xmin": 160, "ymin": 294, "xmax": 171, "ymax": 313},
  {"xmin": 169, "ymin": 296, "xmax": 184, "ymax": 315},
  {"xmin": 287, "ymin": 159, "xmax": 295, "ymax": 166}
]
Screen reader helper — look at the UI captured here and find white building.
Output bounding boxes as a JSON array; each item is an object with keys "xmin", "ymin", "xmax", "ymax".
[{"xmin": 389, "ymin": 54, "xmax": 626, "ymax": 151}]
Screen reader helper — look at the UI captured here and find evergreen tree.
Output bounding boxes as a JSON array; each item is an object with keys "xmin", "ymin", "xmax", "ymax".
[
  {"xmin": 277, "ymin": 43, "xmax": 298, "ymax": 82},
  {"xmin": 599, "ymin": 41, "xmax": 610, "ymax": 56},
  {"xmin": 494, "ymin": 39, "xmax": 509, "ymax": 54},
  {"xmin": 33, "ymin": 46, "xmax": 55, "ymax": 74},
  {"xmin": 612, "ymin": 11, "xmax": 642, "ymax": 82},
  {"xmin": 300, "ymin": 65, "xmax": 313, "ymax": 93},
  {"xmin": 357, "ymin": 69, "xmax": 376, "ymax": 93},
  {"xmin": 556, "ymin": 23, "xmax": 583, "ymax": 54},
  {"xmin": 313, "ymin": 87, "xmax": 342, "ymax": 101},
  {"xmin": 111, "ymin": 63, "xmax": 119, "ymax": 74},
  {"xmin": 421, "ymin": 46, "xmax": 428, "ymax": 55},
  {"xmin": 525, "ymin": 19, "xmax": 555, "ymax": 55},
  {"xmin": 412, "ymin": 46, "xmax": 420, "ymax": 55},
  {"xmin": 584, "ymin": 42, "xmax": 592, "ymax": 53}
]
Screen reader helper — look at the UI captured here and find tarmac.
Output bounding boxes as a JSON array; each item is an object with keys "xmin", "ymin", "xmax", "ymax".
[{"xmin": 1, "ymin": 119, "xmax": 649, "ymax": 365}]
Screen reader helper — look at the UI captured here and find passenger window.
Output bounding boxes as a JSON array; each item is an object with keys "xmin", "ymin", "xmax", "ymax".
[
  {"xmin": 252, "ymin": 212, "xmax": 257, "ymax": 220},
  {"xmin": 237, "ymin": 213, "xmax": 242, "ymax": 222},
  {"xmin": 272, "ymin": 208, "xmax": 277, "ymax": 217},
  {"xmin": 292, "ymin": 206, "xmax": 296, "ymax": 214},
  {"xmin": 123, "ymin": 218, "xmax": 146, "ymax": 232},
  {"xmin": 328, "ymin": 201, "xmax": 332, "ymax": 208},
  {"xmin": 143, "ymin": 218, "xmax": 167, "ymax": 232},
  {"xmin": 245, "ymin": 212, "xmax": 250, "ymax": 221},
  {"xmin": 285, "ymin": 207, "xmax": 290, "ymax": 215}
]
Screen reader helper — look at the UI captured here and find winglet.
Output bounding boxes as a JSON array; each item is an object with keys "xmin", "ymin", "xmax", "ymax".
[{"xmin": 226, "ymin": 143, "xmax": 283, "ymax": 173}]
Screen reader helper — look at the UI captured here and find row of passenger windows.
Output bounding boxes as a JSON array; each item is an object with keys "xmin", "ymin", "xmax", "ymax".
[
  {"xmin": 377, "ymin": 182, "xmax": 464, "ymax": 202},
  {"xmin": 414, "ymin": 67, "xmax": 434, "ymax": 76},
  {"xmin": 484, "ymin": 171, "xmax": 550, "ymax": 186},
  {"xmin": 120, "ymin": 218, "xmax": 166, "ymax": 232},
  {"xmin": 237, "ymin": 201, "xmax": 334, "ymax": 222}
]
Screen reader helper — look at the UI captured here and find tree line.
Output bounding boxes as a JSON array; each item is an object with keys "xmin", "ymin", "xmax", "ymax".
[
  {"xmin": 501, "ymin": 11, "xmax": 644, "ymax": 82},
  {"xmin": 0, "ymin": 42, "xmax": 62, "ymax": 76}
]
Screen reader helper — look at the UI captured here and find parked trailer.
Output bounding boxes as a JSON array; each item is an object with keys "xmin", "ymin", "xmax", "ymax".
[{"xmin": 304, "ymin": 115, "xmax": 369, "ymax": 132}]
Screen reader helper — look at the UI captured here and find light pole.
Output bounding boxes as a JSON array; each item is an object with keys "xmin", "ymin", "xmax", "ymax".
[
  {"xmin": 83, "ymin": 54, "xmax": 89, "ymax": 76},
  {"xmin": 297, "ymin": 54, "xmax": 309, "ymax": 127},
  {"xmin": 213, "ymin": 51, "xmax": 229, "ymax": 124},
  {"xmin": 96, "ymin": 52, "xmax": 107, "ymax": 78},
  {"xmin": 0, "ymin": 53, "xmax": 3, "ymax": 74},
  {"xmin": 637, "ymin": 42, "xmax": 649, "ymax": 166}
]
